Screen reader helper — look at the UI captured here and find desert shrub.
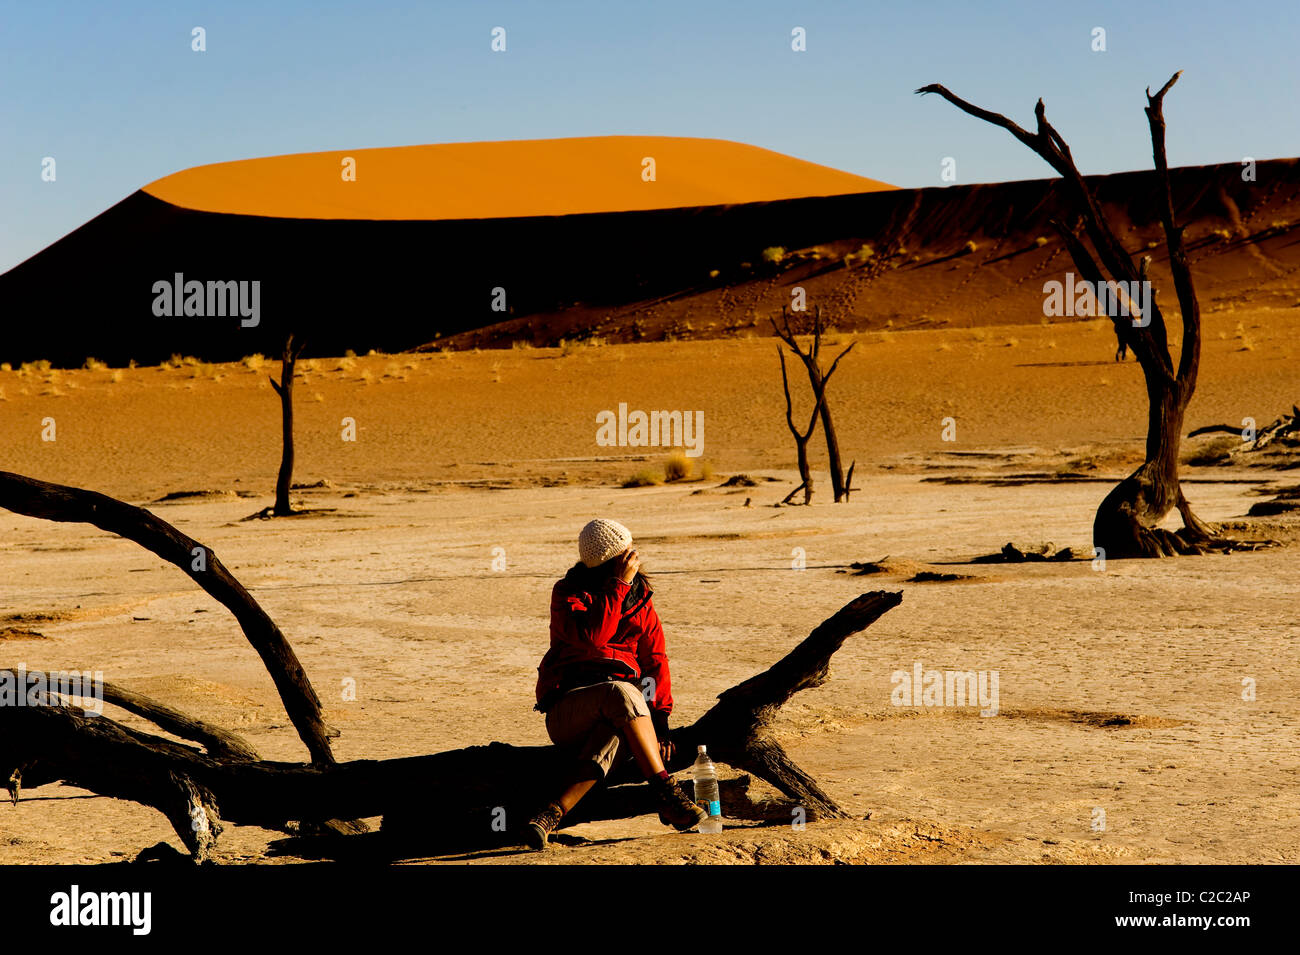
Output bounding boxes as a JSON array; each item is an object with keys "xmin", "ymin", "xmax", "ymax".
[
  {"xmin": 242, "ymin": 354, "xmax": 266, "ymax": 371},
  {"xmin": 83, "ymin": 357, "xmax": 108, "ymax": 371},
  {"xmin": 762, "ymin": 246, "xmax": 787, "ymax": 264},
  {"xmin": 623, "ymin": 469, "xmax": 663, "ymax": 488},
  {"xmin": 663, "ymin": 451, "xmax": 693, "ymax": 482}
]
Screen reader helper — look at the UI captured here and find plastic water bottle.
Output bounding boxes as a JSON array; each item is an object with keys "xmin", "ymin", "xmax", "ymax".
[{"xmin": 692, "ymin": 745, "xmax": 723, "ymax": 833}]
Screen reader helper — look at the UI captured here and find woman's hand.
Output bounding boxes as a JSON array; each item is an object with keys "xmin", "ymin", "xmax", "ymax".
[
  {"xmin": 659, "ymin": 738, "xmax": 675, "ymax": 766},
  {"xmin": 614, "ymin": 547, "xmax": 640, "ymax": 584}
]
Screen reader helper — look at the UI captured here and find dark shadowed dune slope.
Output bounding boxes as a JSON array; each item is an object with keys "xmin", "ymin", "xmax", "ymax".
[{"xmin": 2, "ymin": 156, "xmax": 1296, "ymax": 366}]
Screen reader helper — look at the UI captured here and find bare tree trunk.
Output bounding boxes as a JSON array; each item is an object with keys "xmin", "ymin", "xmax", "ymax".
[
  {"xmin": 778, "ymin": 347, "xmax": 821, "ymax": 505},
  {"xmin": 771, "ymin": 306, "xmax": 855, "ymax": 503},
  {"xmin": 269, "ymin": 335, "xmax": 305, "ymax": 517},
  {"xmin": 918, "ymin": 73, "xmax": 1222, "ymax": 557}
]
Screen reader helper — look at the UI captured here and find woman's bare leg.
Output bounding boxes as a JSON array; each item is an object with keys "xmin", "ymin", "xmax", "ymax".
[
  {"xmin": 555, "ymin": 776, "xmax": 599, "ymax": 814},
  {"xmin": 619, "ymin": 714, "xmax": 666, "ymax": 778},
  {"xmin": 545, "ymin": 715, "xmax": 665, "ymax": 818}
]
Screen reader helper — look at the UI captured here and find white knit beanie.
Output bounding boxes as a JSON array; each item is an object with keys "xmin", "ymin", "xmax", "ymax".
[{"xmin": 578, "ymin": 519, "xmax": 633, "ymax": 568}]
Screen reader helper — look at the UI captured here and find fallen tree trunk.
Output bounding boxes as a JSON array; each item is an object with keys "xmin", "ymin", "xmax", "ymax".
[
  {"xmin": 1, "ymin": 467, "xmax": 900, "ymax": 859},
  {"xmin": 1, "ymin": 592, "xmax": 902, "ymax": 860},
  {"xmin": 1189, "ymin": 404, "xmax": 1300, "ymax": 453},
  {"xmin": 0, "ymin": 470, "xmax": 335, "ymax": 764}
]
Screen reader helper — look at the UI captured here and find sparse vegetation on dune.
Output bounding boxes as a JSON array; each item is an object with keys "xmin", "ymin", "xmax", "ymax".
[
  {"xmin": 663, "ymin": 451, "xmax": 692, "ymax": 482},
  {"xmin": 623, "ymin": 468, "xmax": 662, "ymax": 488},
  {"xmin": 621, "ymin": 453, "xmax": 714, "ymax": 488}
]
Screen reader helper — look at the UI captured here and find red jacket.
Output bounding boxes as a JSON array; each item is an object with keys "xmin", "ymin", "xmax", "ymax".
[{"xmin": 535, "ymin": 573, "xmax": 673, "ymax": 730}]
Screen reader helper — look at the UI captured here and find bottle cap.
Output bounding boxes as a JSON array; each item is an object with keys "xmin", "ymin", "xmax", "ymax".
[{"xmin": 698, "ymin": 745, "xmax": 707, "ymax": 755}]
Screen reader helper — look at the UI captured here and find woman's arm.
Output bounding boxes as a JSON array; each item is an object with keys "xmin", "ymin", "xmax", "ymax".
[
  {"xmin": 555, "ymin": 577, "xmax": 630, "ymax": 651},
  {"xmin": 637, "ymin": 600, "xmax": 673, "ymax": 727}
]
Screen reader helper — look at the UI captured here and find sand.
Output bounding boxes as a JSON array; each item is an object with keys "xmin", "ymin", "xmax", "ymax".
[
  {"xmin": 142, "ymin": 136, "xmax": 895, "ymax": 220},
  {"xmin": 1, "ymin": 306, "xmax": 1298, "ymax": 864}
]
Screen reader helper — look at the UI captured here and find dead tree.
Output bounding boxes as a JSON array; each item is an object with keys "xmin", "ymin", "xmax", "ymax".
[
  {"xmin": 918, "ymin": 73, "xmax": 1236, "ymax": 557},
  {"xmin": 777, "ymin": 347, "xmax": 824, "ymax": 504},
  {"xmin": 0, "ymin": 469, "xmax": 902, "ymax": 860},
  {"xmin": 268, "ymin": 334, "xmax": 306, "ymax": 517},
  {"xmin": 0, "ymin": 470, "xmax": 335, "ymax": 764},
  {"xmin": 1190, "ymin": 404, "xmax": 1300, "ymax": 453},
  {"xmin": 771, "ymin": 306, "xmax": 855, "ymax": 502}
]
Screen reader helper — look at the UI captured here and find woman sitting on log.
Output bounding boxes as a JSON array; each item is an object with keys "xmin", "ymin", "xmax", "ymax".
[{"xmin": 525, "ymin": 519, "xmax": 707, "ymax": 848}]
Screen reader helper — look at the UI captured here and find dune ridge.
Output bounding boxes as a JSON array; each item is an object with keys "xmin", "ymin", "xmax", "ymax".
[{"xmin": 142, "ymin": 136, "xmax": 895, "ymax": 220}]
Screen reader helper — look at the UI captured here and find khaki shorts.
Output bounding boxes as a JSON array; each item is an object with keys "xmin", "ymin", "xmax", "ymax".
[{"xmin": 544, "ymin": 680, "xmax": 650, "ymax": 779}]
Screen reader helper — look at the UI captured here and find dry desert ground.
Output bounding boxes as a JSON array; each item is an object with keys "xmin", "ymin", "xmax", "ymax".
[{"xmin": 1, "ymin": 304, "xmax": 1298, "ymax": 864}]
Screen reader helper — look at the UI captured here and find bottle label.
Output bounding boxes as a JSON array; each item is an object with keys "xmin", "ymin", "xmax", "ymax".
[{"xmin": 708, "ymin": 800, "xmax": 721, "ymax": 817}]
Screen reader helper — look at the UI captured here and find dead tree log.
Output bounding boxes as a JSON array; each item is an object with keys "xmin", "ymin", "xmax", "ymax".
[
  {"xmin": 1190, "ymin": 404, "xmax": 1300, "ymax": 453},
  {"xmin": 918, "ymin": 73, "xmax": 1228, "ymax": 558},
  {"xmin": 268, "ymin": 334, "xmax": 306, "ymax": 517},
  {"xmin": 1, "ymin": 585, "xmax": 902, "ymax": 860},
  {"xmin": 771, "ymin": 306, "xmax": 855, "ymax": 502},
  {"xmin": 777, "ymin": 347, "xmax": 824, "ymax": 505},
  {"xmin": 0, "ymin": 470, "xmax": 336, "ymax": 764}
]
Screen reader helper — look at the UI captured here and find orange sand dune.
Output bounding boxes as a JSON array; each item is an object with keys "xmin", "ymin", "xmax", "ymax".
[{"xmin": 142, "ymin": 136, "xmax": 895, "ymax": 220}]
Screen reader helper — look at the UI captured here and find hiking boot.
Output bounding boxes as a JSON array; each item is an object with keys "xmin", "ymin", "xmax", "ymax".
[
  {"xmin": 653, "ymin": 778, "xmax": 710, "ymax": 831},
  {"xmin": 524, "ymin": 802, "xmax": 564, "ymax": 849}
]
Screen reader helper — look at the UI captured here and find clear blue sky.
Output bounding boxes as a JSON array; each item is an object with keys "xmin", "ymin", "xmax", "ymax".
[{"xmin": 2, "ymin": 0, "xmax": 1296, "ymax": 273}]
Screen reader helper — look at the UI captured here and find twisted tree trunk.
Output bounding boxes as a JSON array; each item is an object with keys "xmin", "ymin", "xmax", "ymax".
[{"xmin": 918, "ymin": 73, "xmax": 1222, "ymax": 557}]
